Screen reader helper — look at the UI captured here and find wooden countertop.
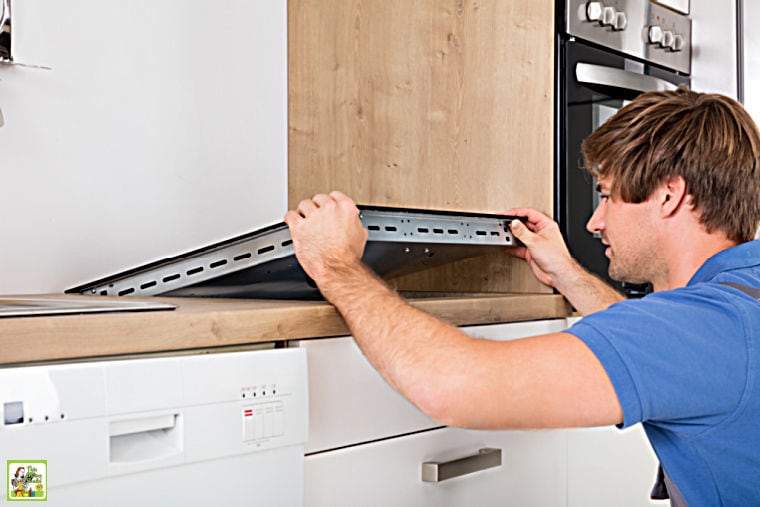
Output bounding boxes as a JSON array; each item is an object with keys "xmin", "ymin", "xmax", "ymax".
[{"xmin": 0, "ymin": 293, "xmax": 570, "ymax": 365}]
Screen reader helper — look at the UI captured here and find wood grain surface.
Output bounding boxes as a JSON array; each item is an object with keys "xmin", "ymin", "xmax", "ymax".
[
  {"xmin": 0, "ymin": 293, "xmax": 570, "ymax": 365},
  {"xmin": 288, "ymin": 0, "xmax": 554, "ymax": 293}
]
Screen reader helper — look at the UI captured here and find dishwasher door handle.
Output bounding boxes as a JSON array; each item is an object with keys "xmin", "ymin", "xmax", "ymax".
[
  {"xmin": 109, "ymin": 413, "xmax": 177, "ymax": 437},
  {"xmin": 109, "ymin": 413, "xmax": 183, "ymax": 465},
  {"xmin": 421, "ymin": 447, "xmax": 502, "ymax": 482}
]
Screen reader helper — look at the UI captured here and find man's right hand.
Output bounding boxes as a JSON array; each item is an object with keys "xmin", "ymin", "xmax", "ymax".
[
  {"xmin": 505, "ymin": 208, "xmax": 624, "ymax": 315},
  {"xmin": 504, "ymin": 208, "xmax": 578, "ymax": 290}
]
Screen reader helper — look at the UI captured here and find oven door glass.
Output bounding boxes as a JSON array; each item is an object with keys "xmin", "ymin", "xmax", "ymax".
[{"xmin": 558, "ymin": 39, "xmax": 688, "ymax": 297}]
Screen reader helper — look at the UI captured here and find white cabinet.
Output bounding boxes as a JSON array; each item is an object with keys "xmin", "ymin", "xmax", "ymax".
[
  {"xmin": 297, "ymin": 319, "xmax": 571, "ymax": 506},
  {"xmin": 305, "ymin": 426, "xmax": 567, "ymax": 507},
  {"xmin": 297, "ymin": 335, "xmax": 439, "ymax": 455},
  {"xmin": 299, "ymin": 318, "xmax": 659, "ymax": 506},
  {"xmin": 567, "ymin": 426, "xmax": 660, "ymax": 507}
]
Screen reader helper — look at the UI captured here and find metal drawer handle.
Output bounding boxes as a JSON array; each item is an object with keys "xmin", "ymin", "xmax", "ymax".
[{"xmin": 421, "ymin": 447, "xmax": 502, "ymax": 482}]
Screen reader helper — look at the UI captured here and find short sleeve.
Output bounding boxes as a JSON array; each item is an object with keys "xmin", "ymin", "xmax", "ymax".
[{"xmin": 566, "ymin": 289, "xmax": 749, "ymax": 431}]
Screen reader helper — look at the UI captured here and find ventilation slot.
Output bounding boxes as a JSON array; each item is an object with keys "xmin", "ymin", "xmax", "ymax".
[
  {"xmin": 187, "ymin": 267, "xmax": 204, "ymax": 276},
  {"xmin": 433, "ymin": 228, "xmax": 444, "ymax": 234},
  {"xmin": 210, "ymin": 260, "xmax": 227, "ymax": 269},
  {"xmin": 417, "ymin": 227, "xmax": 429, "ymax": 234},
  {"xmin": 258, "ymin": 245, "xmax": 275, "ymax": 255},
  {"xmin": 234, "ymin": 253, "xmax": 252, "ymax": 261},
  {"xmin": 368, "ymin": 225, "xmax": 381, "ymax": 231},
  {"xmin": 448, "ymin": 229, "xmax": 459, "ymax": 235},
  {"xmin": 118, "ymin": 288, "xmax": 135, "ymax": 296},
  {"xmin": 140, "ymin": 281, "xmax": 157, "ymax": 290},
  {"xmin": 490, "ymin": 231, "xmax": 500, "ymax": 236},
  {"xmin": 281, "ymin": 239, "xmax": 293, "ymax": 247},
  {"xmin": 384, "ymin": 226, "xmax": 397, "ymax": 232},
  {"xmin": 476, "ymin": 230, "xmax": 487, "ymax": 236},
  {"xmin": 163, "ymin": 274, "xmax": 180, "ymax": 283}
]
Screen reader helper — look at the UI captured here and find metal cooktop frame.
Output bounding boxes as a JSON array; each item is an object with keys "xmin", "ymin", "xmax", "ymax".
[{"xmin": 68, "ymin": 207, "xmax": 520, "ymax": 299}]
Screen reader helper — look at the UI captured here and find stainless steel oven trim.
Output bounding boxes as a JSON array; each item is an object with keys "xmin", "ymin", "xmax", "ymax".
[{"xmin": 576, "ymin": 62, "xmax": 678, "ymax": 94}]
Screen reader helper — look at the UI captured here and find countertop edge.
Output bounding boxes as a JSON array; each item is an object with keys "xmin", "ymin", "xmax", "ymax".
[{"xmin": 0, "ymin": 293, "xmax": 570, "ymax": 365}]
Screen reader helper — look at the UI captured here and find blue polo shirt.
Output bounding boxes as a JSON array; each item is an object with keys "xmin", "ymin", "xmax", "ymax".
[{"xmin": 567, "ymin": 240, "xmax": 760, "ymax": 506}]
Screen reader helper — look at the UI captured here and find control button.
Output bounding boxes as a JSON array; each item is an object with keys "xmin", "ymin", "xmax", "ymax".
[
  {"xmin": 586, "ymin": 1, "xmax": 604, "ymax": 22},
  {"xmin": 661, "ymin": 30, "xmax": 674, "ymax": 49},
  {"xmin": 601, "ymin": 6, "xmax": 616, "ymax": 27},
  {"xmin": 613, "ymin": 12, "xmax": 627, "ymax": 31},
  {"xmin": 273, "ymin": 402, "xmax": 284, "ymax": 437},
  {"xmin": 254, "ymin": 405, "xmax": 265, "ymax": 439},
  {"xmin": 243, "ymin": 406, "xmax": 255, "ymax": 440},
  {"xmin": 263, "ymin": 404, "xmax": 274, "ymax": 438},
  {"xmin": 648, "ymin": 25, "xmax": 663, "ymax": 44},
  {"xmin": 671, "ymin": 33, "xmax": 685, "ymax": 52}
]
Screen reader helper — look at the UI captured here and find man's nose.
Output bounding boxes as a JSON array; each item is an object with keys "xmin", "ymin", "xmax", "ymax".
[{"xmin": 586, "ymin": 202, "xmax": 605, "ymax": 235}]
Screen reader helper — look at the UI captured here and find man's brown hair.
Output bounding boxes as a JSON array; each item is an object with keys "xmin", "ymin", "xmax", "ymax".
[{"xmin": 582, "ymin": 85, "xmax": 760, "ymax": 243}]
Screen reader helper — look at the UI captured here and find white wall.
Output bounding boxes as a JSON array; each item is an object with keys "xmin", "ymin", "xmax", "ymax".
[
  {"xmin": 743, "ymin": 1, "xmax": 760, "ymax": 124},
  {"xmin": 0, "ymin": 0, "xmax": 287, "ymax": 294},
  {"xmin": 690, "ymin": 1, "xmax": 737, "ymax": 97}
]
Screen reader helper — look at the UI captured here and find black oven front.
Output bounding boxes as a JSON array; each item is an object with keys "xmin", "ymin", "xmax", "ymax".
[{"xmin": 556, "ymin": 0, "xmax": 691, "ymax": 296}]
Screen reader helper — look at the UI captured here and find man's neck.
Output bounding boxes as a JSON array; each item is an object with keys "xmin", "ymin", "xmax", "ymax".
[{"xmin": 653, "ymin": 227, "xmax": 738, "ymax": 291}]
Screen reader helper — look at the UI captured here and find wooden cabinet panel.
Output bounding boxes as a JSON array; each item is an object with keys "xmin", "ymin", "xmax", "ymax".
[{"xmin": 289, "ymin": 0, "xmax": 554, "ymax": 293}]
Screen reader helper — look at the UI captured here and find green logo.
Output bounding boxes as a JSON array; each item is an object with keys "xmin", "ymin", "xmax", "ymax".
[{"xmin": 6, "ymin": 461, "xmax": 47, "ymax": 501}]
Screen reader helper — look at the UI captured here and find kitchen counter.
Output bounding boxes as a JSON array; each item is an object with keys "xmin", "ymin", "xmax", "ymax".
[{"xmin": 0, "ymin": 293, "xmax": 570, "ymax": 365}]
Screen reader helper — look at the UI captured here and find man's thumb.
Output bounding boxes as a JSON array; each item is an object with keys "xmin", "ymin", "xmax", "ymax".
[{"xmin": 510, "ymin": 219, "xmax": 532, "ymax": 245}]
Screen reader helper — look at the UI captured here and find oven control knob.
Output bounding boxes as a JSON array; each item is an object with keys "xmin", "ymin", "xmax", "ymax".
[
  {"xmin": 671, "ymin": 33, "xmax": 685, "ymax": 51},
  {"xmin": 661, "ymin": 30, "xmax": 674, "ymax": 48},
  {"xmin": 613, "ymin": 11, "xmax": 628, "ymax": 30},
  {"xmin": 586, "ymin": 1, "xmax": 604, "ymax": 23},
  {"xmin": 601, "ymin": 6, "xmax": 616, "ymax": 27},
  {"xmin": 648, "ymin": 25, "xmax": 663, "ymax": 44}
]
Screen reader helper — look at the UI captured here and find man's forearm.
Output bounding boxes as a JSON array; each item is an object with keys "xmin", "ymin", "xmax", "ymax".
[{"xmin": 316, "ymin": 260, "xmax": 472, "ymax": 422}]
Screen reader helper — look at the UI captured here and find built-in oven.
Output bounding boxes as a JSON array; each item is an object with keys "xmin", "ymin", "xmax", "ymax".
[{"xmin": 556, "ymin": 0, "xmax": 691, "ymax": 296}]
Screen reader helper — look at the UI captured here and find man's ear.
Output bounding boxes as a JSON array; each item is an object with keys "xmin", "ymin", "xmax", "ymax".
[{"xmin": 659, "ymin": 175, "xmax": 689, "ymax": 218}]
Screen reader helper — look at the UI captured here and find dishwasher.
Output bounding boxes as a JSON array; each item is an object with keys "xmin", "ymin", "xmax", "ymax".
[{"xmin": 0, "ymin": 347, "xmax": 308, "ymax": 506}]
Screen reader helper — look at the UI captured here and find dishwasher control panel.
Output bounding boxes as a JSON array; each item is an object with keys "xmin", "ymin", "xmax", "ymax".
[{"xmin": 0, "ymin": 347, "xmax": 309, "ymax": 493}]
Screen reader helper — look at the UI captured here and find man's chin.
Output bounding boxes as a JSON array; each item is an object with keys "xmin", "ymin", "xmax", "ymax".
[{"xmin": 608, "ymin": 268, "xmax": 648, "ymax": 285}]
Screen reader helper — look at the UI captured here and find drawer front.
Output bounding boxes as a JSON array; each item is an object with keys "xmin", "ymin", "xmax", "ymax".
[
  {"xmin": 567, "ymin": 425, "xmax": 658, "ymax": 507},
  {"xmin": 297, "ymin": 335, "xmax": 438, "ymax": 453},
  {"xmin": 296, "ymin": 319, "xmax": 570, "ymax": 453},
  {"xmin": 305, "ymin": 426, "xmax": 568, "ymax": 507}
]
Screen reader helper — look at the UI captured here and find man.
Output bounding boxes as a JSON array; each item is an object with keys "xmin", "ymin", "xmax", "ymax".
[{"xmin": 284, "ymin": 87, "xmax": 760, "ymax": 505}]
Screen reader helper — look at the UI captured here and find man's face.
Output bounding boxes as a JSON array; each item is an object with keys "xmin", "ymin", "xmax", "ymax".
[{"xmin": 586, "ymin": 176, "xmax": 661, "ymax": 284}]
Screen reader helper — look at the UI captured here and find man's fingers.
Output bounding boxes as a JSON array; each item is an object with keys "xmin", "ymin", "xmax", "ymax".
[
  {"xmin": 284, "ymin": 209, "xmax": 302, "ymax": 226},
  {"xmin": 312, "ymin": 193, "xmax": 333, "ymax": 208},
  {"xmin": 296, "ymin": 198, "xmax": 320, "ymax": 217},
  {"xmin": 504, "ymin": 245, "xmax": 528, "ymax": 260},
  {"xmin": 510, "ymin": 219, "xmax": 535, "ymax": 246}
]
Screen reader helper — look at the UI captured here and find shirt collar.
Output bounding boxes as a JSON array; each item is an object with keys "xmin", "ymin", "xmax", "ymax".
[{"xmin": 687, "ymin": 240, "xmax": 760, "ymax": 285}]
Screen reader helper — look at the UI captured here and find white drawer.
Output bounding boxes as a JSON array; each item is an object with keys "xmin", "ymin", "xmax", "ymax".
[
  {"xmin": 296, "ymin": 335, "xmax": 438, "ymax": 454},
  {"xmin": 567, "ymin": 426, "xmax": 658, "ymax": 507},
  {"xmin": 295, "ymin": 319, "xmax": 570, "ymax": 454},
  {"xmin": 462, "ymin": 319, "xmax": 569, "ymax": 340},
  {"xmin": 304, "ymin": 426, "xmax": 568, "ymax": 507}
]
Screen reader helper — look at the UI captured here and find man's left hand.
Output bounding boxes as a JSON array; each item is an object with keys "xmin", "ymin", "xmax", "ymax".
[{"xmin": 284, "ymin": 191, "xmax": 368, "ymax": 286}]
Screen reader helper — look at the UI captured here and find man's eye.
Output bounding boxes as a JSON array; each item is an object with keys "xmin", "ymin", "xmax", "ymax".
[{"xmin": 599, "ymin": 194, "xmax": 610, "ymax": 202}]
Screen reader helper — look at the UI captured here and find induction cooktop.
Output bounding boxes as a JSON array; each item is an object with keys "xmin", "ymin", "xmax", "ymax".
[{"xmin": 67, "ymin": 206, "xmax": 522, "ymax": 300}]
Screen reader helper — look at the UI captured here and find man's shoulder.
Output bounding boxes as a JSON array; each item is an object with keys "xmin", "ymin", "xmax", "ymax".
[{"xmin": 571, "ymin": 283, "xmax": 750, "ymax": 340}]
